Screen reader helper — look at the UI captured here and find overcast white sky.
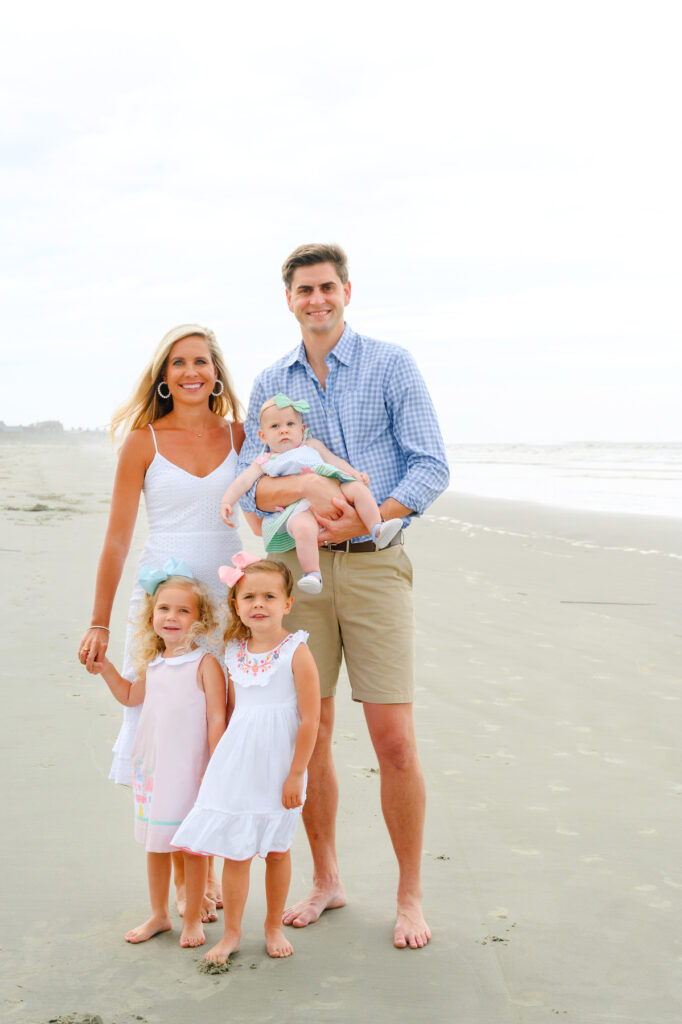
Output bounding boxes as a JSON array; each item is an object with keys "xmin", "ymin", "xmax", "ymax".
[{"xmin": 2, "ymin": 1, "xmax": 680, "ymax": 442}]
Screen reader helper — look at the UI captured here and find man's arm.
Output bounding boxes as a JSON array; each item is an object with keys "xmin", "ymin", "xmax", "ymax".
[
  {"xmin": 382, "ymin": 348, "xmax": 449, "ymax": 513},
  {"xmin": 314, "ymin": 348, "xmax": 449, "ymax": 543}
]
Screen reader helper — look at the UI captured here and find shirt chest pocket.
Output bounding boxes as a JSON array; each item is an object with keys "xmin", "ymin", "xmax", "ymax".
[{"xmin": 337, "ymin": 385, "xmax": 391, "ymax": 454}]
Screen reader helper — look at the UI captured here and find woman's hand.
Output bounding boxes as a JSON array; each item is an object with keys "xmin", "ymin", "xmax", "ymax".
[
  {"xmin": 78, "ymin": 626, "xmax": 110, "ymax": 674},
  {"xmin": 282, "ymin": 770, "xmax": 305, "ymax": 809}
]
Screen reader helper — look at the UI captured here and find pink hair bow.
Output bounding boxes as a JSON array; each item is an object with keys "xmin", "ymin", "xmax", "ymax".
[{"xmin": 218, "ymin": 550, "xmax": 261, "ymax": 588}]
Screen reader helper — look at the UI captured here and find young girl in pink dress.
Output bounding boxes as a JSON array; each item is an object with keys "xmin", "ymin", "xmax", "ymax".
[
  {"xmin": 92, "ymin": 558, "xmax": 227, "ymax": 948},
  {"xmin": 172, "ymin": 555, "xmax": 320, "ymax": 962}
]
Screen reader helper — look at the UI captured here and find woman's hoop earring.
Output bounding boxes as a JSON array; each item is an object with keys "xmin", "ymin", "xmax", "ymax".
[
  {"xmin": 211, "ymin": 379, "xmax": 225, "ymax": 397},
  {"xmin": 157, "ymin": 381, "xmax": 171, "ymax": 400}
]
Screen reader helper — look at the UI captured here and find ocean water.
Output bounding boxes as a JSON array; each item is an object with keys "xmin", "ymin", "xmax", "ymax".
[{"xmin": 446, "ymin": 443, "xmax": 682, "ymax": 519}]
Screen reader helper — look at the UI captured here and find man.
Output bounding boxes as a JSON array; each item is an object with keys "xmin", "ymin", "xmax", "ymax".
[{"xmin": 237, "ymin": 243, "xmax": 449, "ymax": 948}]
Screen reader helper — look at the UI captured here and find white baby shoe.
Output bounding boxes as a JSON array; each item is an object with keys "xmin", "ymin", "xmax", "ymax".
[
  {"xmin": 371, "ymin": 519, "xmax": 403, "ymax": 549},
  {"xmin": 298, "ymin": 572, "xmax": 323, "ymax": 594}
]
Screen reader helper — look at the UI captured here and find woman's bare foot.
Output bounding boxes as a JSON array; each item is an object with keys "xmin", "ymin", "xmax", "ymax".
[
  {"xmin": 180, "ymin": 919, "xmax": 206, "ymax": 948},
  {"xmin": 282, "ymin": 882, "xmax": 346, "ymax": 928},
  {"xmin": 125, "ymin": 913, "xmax": 172, "ymax": 944},
  {"xmin": 265, "ymin": 926, "xmax": 293, "ymax": 958},
  {"xmin": 205, "ymin": 928, "xmax": 241, "ymax": 965},
  {"xmin": 201, "ymin": 895, "xmax": 218, "ymax": 923},
  {"xmin": 393, "ymin": 898, "xmax": 431, "ymax": 949}
]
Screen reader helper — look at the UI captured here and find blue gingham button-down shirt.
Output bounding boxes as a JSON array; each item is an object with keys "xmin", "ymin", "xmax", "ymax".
[{"xmin": 237, "ymin": 323, "xmax": 450, "ymax": 540}]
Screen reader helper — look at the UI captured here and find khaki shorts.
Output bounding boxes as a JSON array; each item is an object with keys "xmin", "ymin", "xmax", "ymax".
[{"xmin": 276, "ymin": 542, "xmax": 415, "ymax": 703}]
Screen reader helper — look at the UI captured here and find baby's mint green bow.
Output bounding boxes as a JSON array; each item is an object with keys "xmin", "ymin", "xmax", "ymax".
[
  {"xmin": 138, "ymin": 557, "xmax": 195, "ymax": 596},
  {"xmin": 274, "ymin": 393, "xmax": 310, "ymax": 414}
]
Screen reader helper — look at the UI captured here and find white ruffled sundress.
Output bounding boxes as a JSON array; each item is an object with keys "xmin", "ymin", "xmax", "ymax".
[{"xmin": 171, "ymin": 631, "xmax": 308, "ymax": 860}]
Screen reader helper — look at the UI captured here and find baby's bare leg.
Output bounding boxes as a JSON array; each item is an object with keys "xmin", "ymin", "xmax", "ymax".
[
  {"xmin": 340, "ymin": 481, "xmax": 381, "ymax": 532},
  {"xmin": 180, "ymin": 854, "xmax": 208, "ymax": 948},
  {"xmin": 205, "ymin": 858, "xmax": 252, "ymax": 964},
  {"xmin": 265, "ymin": 851, "xmax": 294, "ymax": 957},
  {"xmin": 125, "ymin": 852, "xmax": 173, "ymax": 944},
  {"xmin": 288, "ymin": 510, "xmax": 321, "ymax": 574}
]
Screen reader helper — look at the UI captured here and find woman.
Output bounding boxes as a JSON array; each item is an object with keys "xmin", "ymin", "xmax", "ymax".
[{"xmin": 78, "ymin": 323, "xmax": 251, "ymax": 912}]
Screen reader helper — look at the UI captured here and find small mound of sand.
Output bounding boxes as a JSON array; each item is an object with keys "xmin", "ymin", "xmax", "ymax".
[
  {"xmin": 48, "ymin": 1016, "xmax": 104, "ymax": 1024},
  {"xmin": 198, "ymin": 959, "xmax": 231, "ymax": 974}
]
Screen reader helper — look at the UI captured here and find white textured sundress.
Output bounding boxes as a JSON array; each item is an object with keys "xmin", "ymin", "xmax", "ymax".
[
  {"xmin": 172, "ymin": 631, "xmax": 308, "ymax": 860},
  {"xmin": 109, "ymin": 422, "xmax": 243, "ymax": 785}
]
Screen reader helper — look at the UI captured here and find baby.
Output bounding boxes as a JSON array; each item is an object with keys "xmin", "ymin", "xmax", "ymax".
[{"xmin": 220, "ymin": 394, "xmax": 403, "ymax": 593}]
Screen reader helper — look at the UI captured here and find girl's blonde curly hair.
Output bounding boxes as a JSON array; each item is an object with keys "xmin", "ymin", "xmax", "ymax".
[
  {"xmin": 224, "ymin": 560, "xmax": 294, "ymax": 644},
  {"xmin": 132, "ymin": 577, "xmax": 217, "ymax": 677}
]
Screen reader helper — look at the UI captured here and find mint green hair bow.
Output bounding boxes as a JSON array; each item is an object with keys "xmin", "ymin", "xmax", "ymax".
[
  {"xmin": 274, "ymin": 393, "xmax": 310, "ymax": 414},
  {"xmin": 138, "ymin": 557, "xmax": 195, "ymax": 596}
]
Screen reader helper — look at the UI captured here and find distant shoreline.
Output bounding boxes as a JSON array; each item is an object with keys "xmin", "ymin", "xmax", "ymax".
[{"xmin": 0, "ymin": 423, "xmax": 108, "ymax": 443}]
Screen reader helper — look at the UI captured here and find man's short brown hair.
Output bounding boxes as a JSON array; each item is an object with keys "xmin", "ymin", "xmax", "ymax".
[{"xmin": 281, "ymin": 243, "xmax": 349, "ymax": 290}]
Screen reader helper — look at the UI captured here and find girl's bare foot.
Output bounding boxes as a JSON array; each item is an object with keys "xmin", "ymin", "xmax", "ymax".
[
  {"xmin": 265, "ymin": 926, "xmax": 293, "ymax": 958},
  {"xmin": 206, "ymin": 877, "xmax": 223, "ymax": 909},
  {"xmin": 180, "ymin": 919, "xmax": 206, "ymax": 948},
  {"xmin": 125, "ymin": 913, "xmax": 172, "ymax": 944},
  {"xmin": 205, "ymin": 928, "xmax": 241, "ymax": 965},
  {"xmin": 175, "ymin": 884, "xmax": 187, "ymax": 917},
  {"xmin": 201, "ymin": 895, "xmax": 218, "ymax": 922},
  {"xmin": 282, "ymin": 882, "xmax": 346, "ymax": 927}
]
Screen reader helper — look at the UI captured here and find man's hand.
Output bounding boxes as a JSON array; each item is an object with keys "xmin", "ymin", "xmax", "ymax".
[
  {"xmin": 314, "ymin": 497, "xmax": 366, "ymax": 545},
  {"xmin": 302, "ymin": 475, "xmax": 350, "ymax": 520}
]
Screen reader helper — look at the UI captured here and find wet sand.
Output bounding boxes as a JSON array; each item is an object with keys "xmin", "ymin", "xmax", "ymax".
[{"xmin": 1, "ymin": 437, "xmax": 680, "ymax": 1023}]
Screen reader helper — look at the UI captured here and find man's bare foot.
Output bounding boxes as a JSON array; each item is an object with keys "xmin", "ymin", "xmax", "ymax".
[
  {"xmin": 282, "ymin": 883, "xmax": 346, "ymax": 928},
  {"xmin": 180, "ymin": 919, "xmax": 206, "ymax": 948},
  {"xmin": 201, "ymin": 895, "xmax": 218, "ymax": 923},
  {"xmin": 175, "ymin": 884, "xmax": 186, "ymax": 917},
  {"xmin": 125, "ymin": 913, "xmax": 172, "ymax": 944},
  {"xmin": 393, "ymin": 899, "xmax": 431, "ymax": 949},
  {"xmin": 265, "ymin": 926, "xmax": 293, "ymax": 958},
  {"xmin": 205, "ymin": 928, "xmax": 241, "ymax": 965}
]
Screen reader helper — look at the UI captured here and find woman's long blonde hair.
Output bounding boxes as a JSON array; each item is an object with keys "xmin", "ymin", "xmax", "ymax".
[
  {"xmin": 132, "ymin": 577, "xmax": 217, "ymax": 678},
  {"xmin": 110, "ymin": 324, "xmax": 243, "ymax": 442}
]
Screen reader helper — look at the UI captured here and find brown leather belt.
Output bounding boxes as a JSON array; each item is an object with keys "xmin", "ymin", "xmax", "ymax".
[{"xmin": 324, "ymin": 532, "xmax": 404, "ymax": 553}]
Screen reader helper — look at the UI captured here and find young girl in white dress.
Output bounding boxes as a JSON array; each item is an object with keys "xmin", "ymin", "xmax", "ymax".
[
  {"xmin": 172, "ymin": 554, "xmax": 320, "ymax": 962},
  {"xmin": 91, "ymin": 560, "xmax": 227, "ymax": 949},
  {"xmin": 219, "ymin": 394, "xmax": 404, "ymax": 594}
]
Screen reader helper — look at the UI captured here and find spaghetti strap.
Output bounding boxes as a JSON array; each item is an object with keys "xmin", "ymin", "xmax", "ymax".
[
  {"xmin": 148, "ymin": 423, "xmax": 159, "ymax": 452},
  {"xmin": 227, "ymin": 420, "xmax": 234, "ymax": 447}
]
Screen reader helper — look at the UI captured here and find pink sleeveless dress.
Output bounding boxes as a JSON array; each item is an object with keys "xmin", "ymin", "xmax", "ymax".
[
  {"xmin": 109, "ymin": 422, "xmax": 243, "ymax": 785},
  {"xmin": 132, "ymin": 647, "xmax": 213, "ymax": 853}
]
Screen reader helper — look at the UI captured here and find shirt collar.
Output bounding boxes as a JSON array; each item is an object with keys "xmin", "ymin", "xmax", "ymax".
[
  {"xmin": 149, "ymin": 647, "xmax": 203, "ymax": 668},
  {"xmin": 286, "ymin": 322, "xmax": 356, "ymax": 370}
]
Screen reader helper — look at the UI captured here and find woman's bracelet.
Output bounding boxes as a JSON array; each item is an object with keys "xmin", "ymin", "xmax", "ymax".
[{"xmin": 89, "ymin": 625, "xmax": 111, "ymax": 632}]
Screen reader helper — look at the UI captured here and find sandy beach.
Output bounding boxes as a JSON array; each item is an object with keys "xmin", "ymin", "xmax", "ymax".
[{"xmin": 1, "ymin": 435, "xmax": 680, "ymax": 1024}]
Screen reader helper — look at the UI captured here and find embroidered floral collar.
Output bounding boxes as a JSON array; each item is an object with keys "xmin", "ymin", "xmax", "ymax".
[{"xmin": 233, "ymin": 634, "xmax": 293, "ymax": 678}]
